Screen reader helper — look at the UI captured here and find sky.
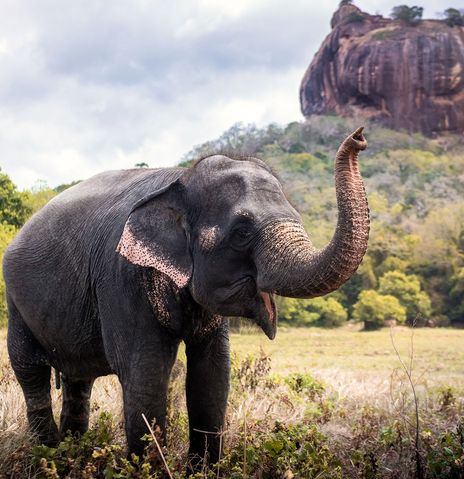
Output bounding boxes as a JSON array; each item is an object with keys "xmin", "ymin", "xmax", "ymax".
[{"xmin": 0, "ymin": 0, "xmax": 449, "ymax": 189}]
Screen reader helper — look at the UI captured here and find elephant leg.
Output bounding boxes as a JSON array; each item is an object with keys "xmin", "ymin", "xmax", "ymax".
[
  {"xmin": 7, "ymin": 302, "xmax": 59, "ymax": 446},
  {"xmin": 59, "ymin": 376, "xmax": 94, "ymax": 437},
  {"xmin": 186, "ymin": 322, "xmax": 230, "ymax": 472},
  {"xmin": 120, "ymin": 338, "xmax": 180, "ymax": 459}
]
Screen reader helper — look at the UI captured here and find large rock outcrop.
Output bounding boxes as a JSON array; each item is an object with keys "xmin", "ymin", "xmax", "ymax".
[{"xmin": 300, "ymin": 4, "xmax": 464, "ymax": 136}]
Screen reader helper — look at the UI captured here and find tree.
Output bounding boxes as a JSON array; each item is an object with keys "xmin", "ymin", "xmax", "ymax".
[
  {"xmin": 0, "ymin": 170, "xmax": 32, "ymax": 228},
  {"xmin": 278, "ymin": 296, "xmax": 347, "ymax": 327},
  {"xmin": 339, "ymin": 0, "xmax": 353, "ymax": 6},
  {"xmin": 312, "ymin": 297, "xmax": 348, "ymax": 327},
  {"xmin": 391, "ymin": 5, "xmax": 423, "ymax": 25},
  {"xmin": 23, "ymin": 180, "xmax": 57, "ymax": 215},
  {"xmin": 443, "ymin": 8, "xmax": 464, "ymax": 27},
  {"xmin": 353, "ymin": 290, "xmax": 406, "ymax": 330},
  {"xmin": 0, "ymin": 224, "xmax": 17, "ymax": 326},
  {"xmin": 135, "ymin": 162, "xmax": 149, "ymax": 168},
  {"xmin": 378, "ymin": 271, "xmax": 431, "ymax": 324},
  {"xmin": 54, "ymin": 180, "xmax": 81, "ymax": 194}
]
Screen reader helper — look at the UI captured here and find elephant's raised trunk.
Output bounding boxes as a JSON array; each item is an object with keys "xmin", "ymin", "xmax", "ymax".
[{"xmin": 255, "ymin": 127, "xmax": 369, "ymax": 298}]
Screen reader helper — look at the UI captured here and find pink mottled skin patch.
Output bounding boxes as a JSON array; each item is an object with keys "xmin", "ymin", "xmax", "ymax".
[
  {"xmin": 199, "ymin": 226, "xmax": 219, "ymax": 251},
  {"xmin": 117, "ymin": 225, "xmax": 190, "ymax": 288}
]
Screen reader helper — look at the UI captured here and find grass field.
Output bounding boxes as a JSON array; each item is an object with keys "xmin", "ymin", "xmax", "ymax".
[
  {"xmin": 231, "ymin": 323, "xmax": 464, "ymax": 388},
  {"xmin": 1, "ymin": 325, "xmax": 463, "ymax": 477}
]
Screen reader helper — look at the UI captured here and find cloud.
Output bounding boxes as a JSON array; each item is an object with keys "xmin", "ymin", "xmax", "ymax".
[{"xmin": 0, "ymin": 0, "xmax": 445, "ymax": 189}]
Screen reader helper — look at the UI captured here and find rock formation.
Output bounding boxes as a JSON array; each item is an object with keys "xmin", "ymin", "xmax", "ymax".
[{"xmin": 300, "ymin": 4, "xmax": 464, "ymax": 136}]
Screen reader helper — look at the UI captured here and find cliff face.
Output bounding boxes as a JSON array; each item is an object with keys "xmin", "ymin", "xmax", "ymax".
[{"xmin": 300, "ymin": 5, "xmax": 464, "ymax": 136}]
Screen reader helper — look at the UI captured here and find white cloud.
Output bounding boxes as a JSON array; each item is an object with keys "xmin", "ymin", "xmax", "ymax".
[{"xmin": 0, "ymin": 0, "xmax": 446, "ymax": 189}]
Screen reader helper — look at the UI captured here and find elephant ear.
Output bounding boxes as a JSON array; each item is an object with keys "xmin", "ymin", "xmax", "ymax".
[{"xmin": 116, "ymin": 181, "xmax": 192, "ymax": 288}]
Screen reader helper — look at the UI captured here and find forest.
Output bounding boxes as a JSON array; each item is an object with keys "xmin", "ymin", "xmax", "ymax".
[{"xmin": 1, "ymin": 115, "xmax": 464, "ymax": 331}]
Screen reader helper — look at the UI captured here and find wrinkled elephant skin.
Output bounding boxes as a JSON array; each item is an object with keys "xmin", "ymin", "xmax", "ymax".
[{"xmin": 3, "ymin": 129, "xmax": 369, "ymax": 471}]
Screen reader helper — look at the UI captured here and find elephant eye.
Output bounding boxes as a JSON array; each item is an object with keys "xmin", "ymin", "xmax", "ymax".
[{"xmin": 231, "ymin": 226, "xmax": 252, "ymax": 249}]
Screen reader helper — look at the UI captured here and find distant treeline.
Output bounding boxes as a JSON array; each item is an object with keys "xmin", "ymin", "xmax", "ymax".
[{"xmin": 2, "ymin": 116, "xmax": 464, "ymax": 329}]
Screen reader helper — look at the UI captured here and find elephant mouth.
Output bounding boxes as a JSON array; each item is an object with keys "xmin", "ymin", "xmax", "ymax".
[{"xmin": 255, "ymin": 291, "xmax": 277, "ymax": 340}]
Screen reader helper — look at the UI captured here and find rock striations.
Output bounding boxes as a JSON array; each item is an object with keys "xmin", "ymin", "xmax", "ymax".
[{"xmin": 300, "ymin": 4, "xmax": 464, "ymax": 136}]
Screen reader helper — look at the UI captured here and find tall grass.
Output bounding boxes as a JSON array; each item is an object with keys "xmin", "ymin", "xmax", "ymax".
[{"xmin": 1, "ymin": 327, "xmax": 463, "ymax": 477}]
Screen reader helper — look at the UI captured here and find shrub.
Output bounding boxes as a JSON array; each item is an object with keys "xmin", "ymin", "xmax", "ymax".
[
  {"xmin": 425, "ymin": 417, "xmax": 464, "ymax": 478},
  {"xmin": 443, "ymin": 8, "xmax": 464, "ymax": 27},
  {"xmin": 284, "ymin": 373, "xmax": 325, "ymax": 399},
  {"xmin": 278, "ymin": 297, "xmax": 348, "ymax": 327},
  {"xmin": 218, "ymin": 422, "xmax": 342, "ymax": 478},
  {"xmin": 0, "ymin": 224, "xmax": 17, "ymax": 327},
  {"xmin": 378, "ymin": 270, "xmax": 432, "ymax": 324},
  {"xmin": 346, "ymin": 12, "xmax": 365, "ymax": 24},
  {"xmin": 352, "ymin": 290, "xmax": 406, "ymax": 330},
  {"xmin": 231, "ymin": 350, "xmax": 271, "ymax": 391},
  {"xmin": 391, "ymin": 5, "xmax": 423, "ymax": 25},
  {"xmin": 0, "ymin": 170, "xmax": 32, "ymax": 228},
  {"xmin": 32, "ymin": 413, "xmax": 131, "ymax": 478}
]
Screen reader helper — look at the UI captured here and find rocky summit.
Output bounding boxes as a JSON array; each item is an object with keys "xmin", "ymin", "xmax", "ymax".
[{"xmin": 300, "ymin": 4, "xmax": 464, "ymax": 136}]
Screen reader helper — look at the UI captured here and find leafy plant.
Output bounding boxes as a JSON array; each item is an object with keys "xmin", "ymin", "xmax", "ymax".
[
  {"xmin": 425, "ymin": 417, "xmax": 464, "ymax": 478},
  {"xmin": 443, "ymin": 8, "xmax": 464, "ymax": 27},
  {"xmin": 218, "ymin": 422, "xmax": 342, "ymax": 478},
  {"xmin": 391, "ymin": 5, "xmax": 424, "ymax": 25},
  {"xmin": 353, "ymin": 290, "xmax": 406, "ymax": 329},
  {"xmin": 0, "ymin": 169, "xmax": 31, "ymax": 228},
  {"xmin": 378, "ymin": 270, "xmax": 431, "ymax": 325},
  {"xmin": 284, "ymin": 373, "xmax": 325, "ymax": 399}
]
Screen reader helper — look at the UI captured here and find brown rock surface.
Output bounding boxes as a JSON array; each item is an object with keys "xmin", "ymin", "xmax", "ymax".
[{"xmin": 300, "ymin": 4, "xmax": 464, "ymax": 136}]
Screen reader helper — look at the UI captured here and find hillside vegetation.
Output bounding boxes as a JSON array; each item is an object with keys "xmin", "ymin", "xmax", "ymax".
[
  {"xmin": 183, "ymin": 116, "xmax": 464, "ymax": 329},
  {"xmin": 1, "ymin": 116, "xmax": 464, "ymax": 329}
]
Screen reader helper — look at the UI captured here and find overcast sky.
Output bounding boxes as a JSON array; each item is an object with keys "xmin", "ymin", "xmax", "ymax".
[{"xmin": 0, "ymin": 0, "xmax": 448, "ymax": 189}]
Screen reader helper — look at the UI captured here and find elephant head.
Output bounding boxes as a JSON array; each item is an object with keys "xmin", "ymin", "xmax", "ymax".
[{"xmin": 117, "ymin": 128, "xmax": 369, "ymax": 339}]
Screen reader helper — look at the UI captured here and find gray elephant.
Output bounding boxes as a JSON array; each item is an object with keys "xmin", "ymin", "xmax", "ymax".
[{"xmin": 3, "ymin": 128, "xmax": 369, "ymax": 470}]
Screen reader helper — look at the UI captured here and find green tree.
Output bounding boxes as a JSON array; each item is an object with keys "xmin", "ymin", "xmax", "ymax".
[
  {"xmin": 278, "ymin": 297, "xmax": 347, "ymax": 327},
  {"xmin": 353, "ymin": 290, "xmax": 406, "ymax": 330},
  {"xmin": 312, "ymin": 297, "xmax": 348, "ymax": 327},
  {"xmin": 135, "ymin": 162, "xmax": 149, "ymax": 168},
  {"xmin": 278, "ymin": 298, "xmax": 319, "ymax": 326},
  {"xmin": 448, "ymin": 268, "xmax": 464, "ymax": 323},
  {"xmin": 378, "ymin": 271, "xmax": 431, "ymax": 324},
  {"xmin": 23, "ymin": 180, "xmax": 57, "ymax": 215},
  {"xmin": 377, "ymin": 256, "xmax": 409, "ymax": 276},
  {"xmin": 0, "ymin": 224, "xmax": 17, "ymax": 326},
  {"xmin": 391, "ymin": 5, "xmax": 423, "ymax": 25},
  {"xmin": 0, "ymin": 170, "xmax": 32, "ymax": 227},
  {"xmin": 54, "ymin": 180, "xmax": 81, "ymax": 194},
  {"xmin": 443, "ymin": 8, "xmax": 464, "ymax": 27}
]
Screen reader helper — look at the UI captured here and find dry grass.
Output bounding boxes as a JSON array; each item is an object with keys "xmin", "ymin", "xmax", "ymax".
[{"xmin": 1, "ymin": 325, "xmax": 464, "ymax": 477}]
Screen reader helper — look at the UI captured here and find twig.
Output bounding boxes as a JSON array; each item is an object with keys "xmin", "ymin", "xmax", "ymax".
[
  {"xmin": 390, "ymin": 325, "xmax": 423, "ymax": 479},
  {"xmin": 243, "ymin": 407, "xmax": 247, "ymax": 478},
  {"xmin": 141, "ymin": 413, "xmax": 173, "ymax": 479},
  {"xmin": 217, "ymin": 430, "xmax": 222, "ymax": 479}
]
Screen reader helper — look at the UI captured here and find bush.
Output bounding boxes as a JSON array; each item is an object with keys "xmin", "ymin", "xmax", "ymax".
[
  {"xmin": 0, "ymin": 224, "xmax": 17, "ymax": 327},
  {"xmin": 0, "ymin": 170, "xmax": 32, "ymax": 228},
  {"xmin": 346, "ymin": 12, "xmax": 365, "ymax": 24},
  {"xmin": 219, "ymin": 422, "xmax": 342, "ymax": 479},
  {"xmin": 278, "ymin": 297, "xmax": 348, "ymax": 327},
  {"xmin": 378, "ymin": 270, "xmax": 432, "ymax": 324},
  {"xmin": 425, "ymin": 417, "xmax": 464, "ymax": 478},
  {"xmin": 391, "ymin": 5, "xmax": 423, "ymax": 25},
  {"xmin": 353, "ymin": 290, "xmax": 406, "ymax": 330},
  {"xmin": 284, "ymin": 373, "xmax": 325, "ymax": 399},
  {"xmin": 443, "ymin": 8, "xmax": 464, "ymax": 27}
]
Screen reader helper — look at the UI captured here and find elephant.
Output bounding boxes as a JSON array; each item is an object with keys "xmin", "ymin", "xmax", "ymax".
[{"xmin": 3, "ymin": 127, "xmax": 369, "ymax": 470}]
